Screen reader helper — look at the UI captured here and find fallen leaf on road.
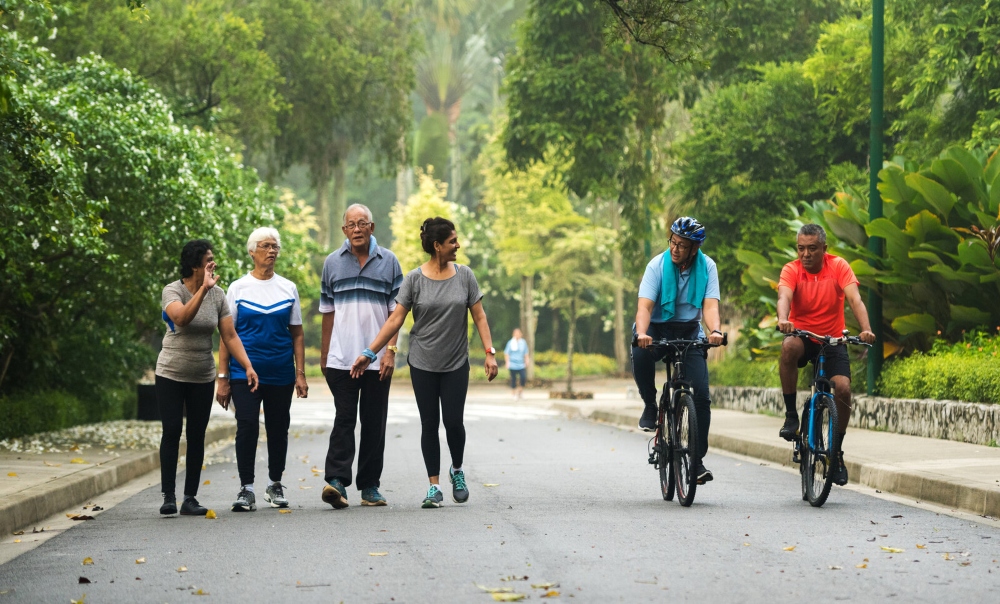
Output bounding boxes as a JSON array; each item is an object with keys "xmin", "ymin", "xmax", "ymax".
[
  {"xmin": 299, "ymin": 486, "xmax": 312, "ymax": 490},
  {"xmin": 298, "ymin": 478, "xmax": 306, "ymax": 482},
  {"xmin": 279, "ymin": 509, "xmax": 292, "ymax": 514},
  {"xmin": 891, "ymin": 515, "xmax": 903, "ymax": 518},
  {"xmin": 491, "ymin": 594, "xmax": 526, "ymax": 602},
  {"xmin": 78, "ymin": 577, "xmax": 91, "ymax": 584},
  {"xmin": 71, "ymin": 595, "xmax": 86, "ymax": 604},
  {"xmin": 135, "ymin": 558, "xmax": 146, "ymax": 564},
  {"xmin": 43, "ymin": 461, "xmax": 61, "ymax": 467},
  {"xmin": 369, "ymin": 552, "xmax": 388, "ymax": 556},
  {"xmin": 880, "ymin": 547, "xmax": 904, "ymax": 553},
  {"xmin": 531, "ymin": 583, "xmax": 558, "ymax": 589},
  {"xmin": 783, "ymin": 546, "xmax": 796, "ymax": 552},
  {"xmin": 959, "ymin": 561, "xmax": 971, "ymax": 567},
  {"xmin": 12, "ymin": 540, "xmax": 20, "ymax": 543},
  {"xmin": 70, "ymin": 458, "xmax": 86, "ymax": 464},
  {"xmin": 476, "ymin": 585, "xmax": 514, "ymax": 594},
  {"xmin": 310, "ymin": 466, "xmax": 321, "ymax": 473},
  {"xmin": 203, "ymin": 480, "xmax": 210, "ymax": 485},
  {"xmin": 193, "ymin": 589, "xmax": 209, "ymax": 595},
  {"xmin": 541, "ymin": 590, "xmax": 560, "ymax": 598},
  {"xmin": 205, "ymin": 510, "xmax": 217, "ymax": 519},
  {"xmin": 177, "ymin": 567, "xmax": 188, "ymax": 572},
  {"xmin": 483, "ymin": 483, "xmax": 501, "ymax": 487},
  {"xmin": 7, "ymin": 472, "xmax": 16, "ymax": 477},
  {"xmin": 70, "ymin": 515, "xmax": 94, "ymax": 521},
  {"xmin": 743, "ymin": 543, "xmax": 750, "ymax": 547},
  {"xmin": 82, "ymin": 557, "xmax": 94, "ymax": 565},
  {"xmin": 916, "ymin": 544, "xmax": 926, "ymax": 549},
  {"xmin": 942, "ymin": 553, "xmax": 954, "ymax": 561},
  {"xmin": 855, "ymin": 564, "xmax": 867, "ymax": 569},
  {"xmin": 829, "ymin": 566, "xmax": 842, "ymax": 570},
  {"xmin": 201, "ymin": 465, "xmax": 206, "ymax": 470},
  {"xmin": 12, "ymin": 531, "xmax": 23, "ymax": 535},
  {"xmin": 569, "ymin": 468, "xmax": 578, "ymax": 471}
]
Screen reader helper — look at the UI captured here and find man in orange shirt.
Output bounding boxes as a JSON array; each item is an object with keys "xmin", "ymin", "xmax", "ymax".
[{"xmin": 776, "ymin": 224, "xmax": 875, "ymax": 486}]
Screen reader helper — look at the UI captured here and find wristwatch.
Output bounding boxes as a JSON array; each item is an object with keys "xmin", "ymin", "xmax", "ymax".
[
  {"xmin": 485, "ymin": 347, "xmax": 496, "ymax": 355},
  {"xmin": 386, "ymin": 345, "xmax": 399, "ymax": 353},
  {"xmin": 217, "ymin": 373, "xmax": 228, "ymax": 379}
]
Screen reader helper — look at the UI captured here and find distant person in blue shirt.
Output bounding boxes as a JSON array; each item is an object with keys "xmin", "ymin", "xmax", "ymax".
[
  {"xmin": 632, "ymin": 217, "xmax": 724, "ymax": 485},
  {"xmin": 217, "ymin": 227, "xmax": 307, "ymax": 513},
  {"xmin": 504, "ymin": 328, "xmax": 530, "ymax": 399}
]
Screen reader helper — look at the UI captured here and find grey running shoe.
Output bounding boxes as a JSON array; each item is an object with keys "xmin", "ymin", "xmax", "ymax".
[
  {"xmin": 779, "ymin": 414, "xmax": 799, "ymax": 441},
  {"xmin": 160, "ymin": 492, "xmax": 177, "ymax": 516},
  {"xmin": 638, "ymin": 404, "xmax": 657, "ymax": 432},
  {"xmin": 421, "ymin": 484, "xmax": 444, "ymax": 509},
  {"xmin": 321, "ymin": 478, "xmax": 349, "ymax": 509},
  {"xmin": 449, "ymin": 467, "xmax": 469, "ymax": 503},
  {"xmin": 831, "ymin": 452, "xmax": 849, "ymax": 486},
  {"xmin": 180, "ymin": 496, "xmax": 208, "ymax": 516},
  {"xmin": 231, "ymin": 487, "xmax": 256, "ymax": 512},
  {"xmin": 361, "ymin": 486, "xmax": 387, "ymax": 506},
  {"xmin": 264, "ymin": 483, "xmax": 289, "ymax": 508}
]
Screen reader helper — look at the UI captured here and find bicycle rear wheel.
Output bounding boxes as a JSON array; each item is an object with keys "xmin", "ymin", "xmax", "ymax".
[
  {"xmin": 803, "ymin": 394, "xmax": 838, "ymax": 507},
  {"xmin": 672, "ymin": 391, "xmax": 699, "ymax": 507}
]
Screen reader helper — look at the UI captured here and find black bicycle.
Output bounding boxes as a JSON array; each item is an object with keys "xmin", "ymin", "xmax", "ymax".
[
  {"xmin": 785, "ymin": 329, "xmax": 871, "ymax": 507},
  {"xmin": 635, "ymin": 334, "xmax": 727, "ymax": 507}
]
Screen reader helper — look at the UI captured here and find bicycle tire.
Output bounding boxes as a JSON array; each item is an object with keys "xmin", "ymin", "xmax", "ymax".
[
  {"xmin": 672, "ymin": 391, "xmax": 699, "ymax": 507},
  {"xmin": 803, "ymin": 394, "xmax": 838, "ymax": 507},
  {"xmin": 657, "ymin": 397, "xmax": 674, "ymax": 501}
]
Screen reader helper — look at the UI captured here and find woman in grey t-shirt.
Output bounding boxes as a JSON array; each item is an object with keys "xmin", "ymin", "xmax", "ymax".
[
  {"xmin": 351, "ymin": 217, "xmax": 498, "ymax": 508},
  {"xmin": 156, "ymin": 239, "xmax": 258, "ymax": 517}
]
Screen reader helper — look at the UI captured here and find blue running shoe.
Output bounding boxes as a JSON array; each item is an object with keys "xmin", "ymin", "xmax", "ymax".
[
  {"xmin": 449, "ymin": 467, "xmax": 469, "ymax": 503},
  {"xmin": 361, "ymin": 486, "xmax": 387, "ymax": 506},
  {"xmin": 421, "ymin": 484, "xmax": 444, "ymax": 509}
]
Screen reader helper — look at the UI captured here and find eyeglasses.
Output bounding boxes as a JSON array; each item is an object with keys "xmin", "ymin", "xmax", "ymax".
[
  {"xmin": 668, "ymin": 237, "xmax": 693, "ymax": 252},
  {"xmin": 257, "ymin": 243, "xmax": 281, "ymax": 252},
  {"xmin": 343, "ymin": 220, "xmax": 371, "ymax": 231}
]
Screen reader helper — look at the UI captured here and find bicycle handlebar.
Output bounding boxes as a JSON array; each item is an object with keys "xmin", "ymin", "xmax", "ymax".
[
  {"xmin": 631, "ymin": 333, "xmax": 728, "ymax": 348},
  {"xmin": 782, "ymin": 328, "xmax": 872, "ymax": 347}
]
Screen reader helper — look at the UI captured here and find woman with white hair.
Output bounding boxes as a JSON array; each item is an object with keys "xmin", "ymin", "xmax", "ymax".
[{"xmin": 216, "ymin": 227, "xmax": 308, "ymax": 512}]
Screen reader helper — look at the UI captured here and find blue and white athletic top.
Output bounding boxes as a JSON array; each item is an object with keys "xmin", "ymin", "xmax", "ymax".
[{"xmin": 225, "ymin": 272, "xmax": 302, "ymax": 385}]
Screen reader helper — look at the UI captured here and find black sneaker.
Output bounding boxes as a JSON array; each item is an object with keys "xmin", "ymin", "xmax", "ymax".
[
  {"xmin": 264, "ymin": 483, "xmax": 289, "ymax": 508},
  {"xmin": 321, "ymin": 478, "xmax": 349, "ymax": 509},
  {"xmin": 693, "ymin": 462, "xmax": 714, "ymax": 485},
  {"xmin": 180, "ymin": 496, "xmax": 208, "ymax": 516},
  {"xmin": 779, "ymin": 414, "xmax": 799, "ymax": 441},
  {"xmin": 231, "ymin": 487, "xmax": 256, "ymax": 512},
  {"xmin": 638, "ymin": 405, "xmax": 657, "ymax": 432},
  {"xmin": 831, "ymin": 451, "xmax": 849, "ymax": 486},
  {"xmin": 160, "ymin": 492, "xmax": 177, "ymax": 515},
  {"xmin": 449, "ymin": 467, "xmax": 469, "ymax": 503}
]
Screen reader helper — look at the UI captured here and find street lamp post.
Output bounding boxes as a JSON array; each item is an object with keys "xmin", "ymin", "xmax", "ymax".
[{"xmin": 867, "ymin": 0, "xmax": 885, "ymax": 395}]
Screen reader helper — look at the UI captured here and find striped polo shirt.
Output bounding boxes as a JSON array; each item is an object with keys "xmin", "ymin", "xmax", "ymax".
[{"xmin": 319, "ymin": 236, "xmax": 403, "ymax": 371}]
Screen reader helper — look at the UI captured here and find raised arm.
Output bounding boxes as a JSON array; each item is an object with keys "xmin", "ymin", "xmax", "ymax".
[{"xmin": 163, "ymin": 262, "xmax": 218, "ymax": 327}]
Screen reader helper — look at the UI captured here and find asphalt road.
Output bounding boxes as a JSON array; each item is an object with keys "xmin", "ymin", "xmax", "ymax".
[{"xmin": 1, "ymin": 404, "xmax": 998, "ymax": 603}]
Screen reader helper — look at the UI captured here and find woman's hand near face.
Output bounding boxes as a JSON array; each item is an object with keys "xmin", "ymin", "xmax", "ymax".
[{"xmin": 202, "ymin": 261, "xmax": 219, "ymax": 290}]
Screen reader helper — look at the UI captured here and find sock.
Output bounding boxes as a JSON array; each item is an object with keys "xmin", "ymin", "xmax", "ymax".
[
  {"xmin": 783, "ymin": 393, "xmax": 798, "ymax": 416},
  {"xmin": 270, "ymin": 480, "xmax": 281, "ymax": 487},
  {"xmin": 242, "ymin": 484, "xmax": 254, "ymax": 493},
  {"xmin": 451, "ymin": 466, "xmax": 463, "ymax": 474},
  {"xmin": 834, "ymin": 432, "xmax": 846, "ymax": 454}
]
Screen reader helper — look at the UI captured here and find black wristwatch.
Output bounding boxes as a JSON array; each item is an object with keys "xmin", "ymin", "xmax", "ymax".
[{"xmin": 711, "ymin": 330, "xmax": 723, "ymax": 335}]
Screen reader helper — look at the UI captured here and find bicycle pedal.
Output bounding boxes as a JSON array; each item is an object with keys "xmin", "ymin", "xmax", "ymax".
[
  {"xmin": 792, "ymin": 451, "xmax": 800, "ymax": 464},
  {"xmin": 648, "ymin": 453, "xmax": 657, "ymax": 465}
]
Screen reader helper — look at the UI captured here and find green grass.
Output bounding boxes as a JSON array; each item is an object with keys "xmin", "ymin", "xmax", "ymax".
[{"xmin": 708, "ymin": 355, "xmax": 867, "ymax": 393}]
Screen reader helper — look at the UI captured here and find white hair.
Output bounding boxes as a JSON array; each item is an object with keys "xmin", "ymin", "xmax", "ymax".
[
  {"xmin": 343, "ymin": 203, "xmax": 373, "ymax": 223},
  {"xmin": 246, "ymin": 227, "xmax": 281, "ymax": 254}
]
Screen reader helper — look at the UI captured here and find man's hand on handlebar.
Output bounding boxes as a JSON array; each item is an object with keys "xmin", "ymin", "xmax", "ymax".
[
  {"xmin": 635, "ymin": 333, "xmax": 653, "ymax": 349},
  {"xmin": 858, "ymin": 330, "xmax": 876, "ymax": 344},
  {"xmin": 707, "ymin": 331, "xmax": 724, "ymax": 346},
  {"xmin": 777, "ymin": 319, "xmax": 795, "ymax": 334}
]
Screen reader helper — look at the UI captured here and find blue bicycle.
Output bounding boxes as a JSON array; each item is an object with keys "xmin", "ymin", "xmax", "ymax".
[{"xmin": 786, "ymin": 329, "xmax": 871, "ymax": 507}]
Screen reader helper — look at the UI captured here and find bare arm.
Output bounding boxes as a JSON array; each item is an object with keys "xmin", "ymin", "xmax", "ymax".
[
  {"xmin": 470, "ymin": 301, "xmax": 498, "ymax": 382},
  {"xmin": 219, "ymin": 316, "xmax": 257, "ymax": 391},
  {"xmin": 703, "ymin": 298, "xmax": 724, "ymax": 345},
  {"xmin": 290, "ymin": 324, "xmax": 308, "ymax": 397},
  {"xmin": 777, "ymin": 285, "xmax": 795, "ymax": 333},
  {"xmin": 635, "ymin": 297, "xmax": 654, "ymax": 348},
  {"xmin": 349, "ymin": 304, "xmax": 409, "ymax": 378},
  {"xmin": 320, "ymin": 312, "xmax": 334, "ymax": 376},
  {"xmin": 163, "ymin": 263, "xmax": 218, "ymax": 327},
  {"xmin": 844, "ymin": 283, "xmax": 875, "ymax": 342}
]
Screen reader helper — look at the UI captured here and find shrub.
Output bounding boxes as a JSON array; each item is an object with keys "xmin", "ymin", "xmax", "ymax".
[
  {"xmin": 0, "ymin": 390, "xmax": 89, "ymax": 440},
  {"xmin": 879, "ymin": 332, "xmax": 1000, "ymax": 403},
  {"xmin": 710, "ymin": 355, "xmax": 867, "ymax": 393}
]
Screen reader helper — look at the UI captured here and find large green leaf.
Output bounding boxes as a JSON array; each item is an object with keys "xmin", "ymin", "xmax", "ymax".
[
  {"xmin": 849, "ymin": 259, "xmax": 878, "ymax": 276},
  {"xmin": 823, "ymin": 210, "xmax": 867, "ymax": 246},
  {"xmin": 949, "ymin": 305, "xmax": 992, "ymax": 326},
  {"xmin": 945, "ymin": 146, "xmax": 985, "ymax": 182},
  {"xmin": 956, "ymin": 239, "xmax": 993, "ymax": 269},
  {"xmin": 927, "ymin": 264, "xmax": 982, "ymax": 285},
  {"xmin": 985, "ymin": 147, "xmax": 1000, "ymax": 186},
  {"xmin": 990, "ymin": 171, "xmax": 1000, "ymax": 214},
  {"xmin": 891, "ymin": 313, "xmax": 937, "ymax": 335},
  {"xmin": 931, "ymin": 158, "xmax": 977, "ymax": 204},
  {"xmin": 904, "ymin": 210, "xmax": 958, "ymax": 244},
  {"xmin": 905, "ymin": 172, "xmax": 957, "ymax": 219},
  {"xmin": 865, "ymin": 217, "xmax": 912, "ymax": 260},
  {"xmin": 908, "ymin": 250, "xmax": 944, "ymax": 264},
  {"xmin": 735, "ymin": 249, "xmax": 770, "ymax": 267},
  {"xmin": 878, "ymin": 165, "xmax": 916, "ymax": 204}
]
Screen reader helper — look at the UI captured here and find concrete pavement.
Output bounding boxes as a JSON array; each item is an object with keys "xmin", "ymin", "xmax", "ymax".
[{"xmin": 2, "ymin": 376, "xmax": 999, "ymax": 540}]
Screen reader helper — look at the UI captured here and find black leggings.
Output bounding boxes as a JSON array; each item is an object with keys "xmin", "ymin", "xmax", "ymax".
[
  {"xmin": 231, "ymin": 380, "xmax": 294, "ymax": 485},
  {"xmin": 156, "ymin": 375, "xmax": 214, "ymax": 497},
  {"xmin": 409, "ymin": 361, "xmax": 470, "ymax": 477}
]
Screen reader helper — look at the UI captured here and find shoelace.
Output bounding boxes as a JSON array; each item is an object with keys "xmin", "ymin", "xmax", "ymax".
[
  {"xmin": 272, "ymin": 483, "xmax": 284, "ymax": 498},
  {"xmin": 452, "ymin": 471, "xmax": 467, "ymax": 491},
  {"xmin": 426, "ymin": 485, "xmax": 440, "ymax": 499},
  {"xmin": 239, "ymin": 488, "xmax": 252, "ymax": 501}
]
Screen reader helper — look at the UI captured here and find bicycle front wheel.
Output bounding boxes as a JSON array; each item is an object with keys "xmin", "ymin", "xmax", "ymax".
[
  {"xmin": 658, "ymin": 433, "xmax": 674, "ymax": 501},
  {"xmin": 803, "ymin": 394, "xmax": 838, "ymax": 507},
  {"xmin": 672, "ymin": 391, "xmax": 699, "ymax": 507}
]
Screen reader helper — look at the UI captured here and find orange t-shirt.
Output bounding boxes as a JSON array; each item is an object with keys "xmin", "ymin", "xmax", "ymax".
[{"xmin": 779, "ymin": 254, "xmax": 859, "ymax": 337}]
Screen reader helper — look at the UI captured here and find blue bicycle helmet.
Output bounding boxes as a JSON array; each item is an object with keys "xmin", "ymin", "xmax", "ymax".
[{"xmin": 670, "ymin": 217, "xmax": 706, "ymax": 243}]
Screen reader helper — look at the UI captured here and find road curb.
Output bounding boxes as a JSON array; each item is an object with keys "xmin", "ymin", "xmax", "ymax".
[
  {"xmin": 578, "ymin": 407, "xmax": 999, "ymax": 519},
  {"xmin": 1, "ymin": 423, "xmax": 236, "ymax": 536}
]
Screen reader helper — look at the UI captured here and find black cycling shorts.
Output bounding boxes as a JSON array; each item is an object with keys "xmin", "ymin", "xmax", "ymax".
[{"xmin": 794, "ymin": 335, "xmax": 851, "ymax": 379}]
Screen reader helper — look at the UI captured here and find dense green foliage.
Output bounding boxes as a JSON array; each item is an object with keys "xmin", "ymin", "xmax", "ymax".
[
  {"xmin": 709, "ymin": 355, "xmax": 868, "ymax": 393},
  {"xmin": 879, "ymin": 331, "xmax": 1000, "ymax": 403}
]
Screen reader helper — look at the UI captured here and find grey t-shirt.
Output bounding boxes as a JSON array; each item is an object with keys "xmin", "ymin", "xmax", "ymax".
[
  {"xmin": 155, "ymin": 280, "xmax": 231, "ymax": 383},
  {"xmin": 397, "ymin": 264, "xmax": 483, "ymax": 372}
]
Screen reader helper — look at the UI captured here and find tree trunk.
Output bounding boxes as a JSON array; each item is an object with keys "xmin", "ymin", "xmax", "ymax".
[
  {"xmin": 396, "ymin": 165, "xmax": 412, "ymax": 205},
  {"xmin": 329, "ymin": 161, "xmax": 348, "ymax": 250},
  {"xmin": 610, "ymin": 197, "xmax": 628, "ymax": 375},
  {"xmin": 520, "ymin": 274, "xmax": 536, "ymax": 380},
  {"xmin": 566, "ymin": 297, "xmax": 576, "ymax": 393},
  {"xmin": 314, "ymin": 163, "xmax": 332, "ymax": 249},
  {"xmin": 551, "ymin": 307, "xmax": 561, "ymax": 353}
]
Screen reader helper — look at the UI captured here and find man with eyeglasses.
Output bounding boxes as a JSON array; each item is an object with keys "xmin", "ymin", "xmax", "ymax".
[
  {"xmin": 632, "ymin": 217, "xmax": 723, "ymax": 484},
  {"xmin": 318, "ymin": 204, "xmax": 403, "ymax": 509}
]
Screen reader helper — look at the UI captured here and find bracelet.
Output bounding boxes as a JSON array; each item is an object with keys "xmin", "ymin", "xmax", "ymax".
[
  {"xmin": 711, "ymin": 330, "xmax": 723, "ymax": 335},
  {"xmin": 296, "ymin": 369, "xmax": 306, "ymax": 376},
  {"xmin": 362, "ymin": 348, "xmax": 377, "ymax": 362}
]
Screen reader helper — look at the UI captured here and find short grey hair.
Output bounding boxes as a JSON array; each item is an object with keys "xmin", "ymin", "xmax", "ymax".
[
  {"xmin": 798, "ymin": 224, "xmax": 827, "ymax": 244},
  {"xmin": 343, "ymin": 203, "xmax": 373, "ymax": 224},
  {"xmin": 247, "ymin": 227, "xmax": 281, "ymax": 254}
]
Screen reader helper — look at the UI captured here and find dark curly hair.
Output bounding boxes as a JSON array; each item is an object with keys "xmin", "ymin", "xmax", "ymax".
[
  {"xmin": 419, "ymin": 217, "xmax": 456, "ymax": 256},
  {"xmin": 180, "ymin": 239, "xmax": 213, "ymax": 278}
]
